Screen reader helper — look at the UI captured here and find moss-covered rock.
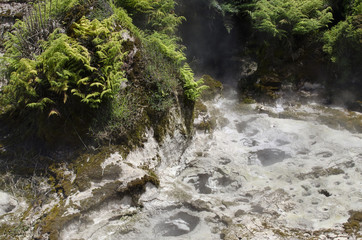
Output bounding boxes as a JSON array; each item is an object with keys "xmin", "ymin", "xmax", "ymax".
[
  {"xmin": 194, "ymin": 100, "xmax": 207, "ymax": 117},
  {"xmin": 34, "ymin": 147, "xmax": 161, "ymax": 239},
  {"xmin": 195, "ymin": 116, "xmax": 217, "ymax": 133},
  {"xmin": 73, "ymin": 147, "xmax": 119, "ymax": 191},
  {"xmin": 200, "ymin": 75, "xmax": 223, "ymax": 101}
]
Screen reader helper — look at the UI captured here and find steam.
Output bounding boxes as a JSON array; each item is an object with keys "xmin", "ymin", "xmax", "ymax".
[{"xmin": 176, "ymin": 0, "xmax": 244, "ymax": 85}]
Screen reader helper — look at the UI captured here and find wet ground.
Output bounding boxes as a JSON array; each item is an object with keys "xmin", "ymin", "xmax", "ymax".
[{"xmin": 60, "ymin": 91, "xmax": 362, "ymax": 239}]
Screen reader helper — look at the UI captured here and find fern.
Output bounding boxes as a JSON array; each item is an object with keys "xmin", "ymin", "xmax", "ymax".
[
  {"xmin": 181, "ymin": 64, "xmax": 208, "ymax": 101},
  {"xmin": 1, "ymin": 0, "xmax": 202, "ymax": 143},
  {"xmin": 39, "ymin": 32, "xmax": 95, "ymax": 96},
  {"xmin": 26, "ymin": 97, "xmax": 55, "ymax": 111},
  {"xmin": 145, "ymin": 31, "xmax": 205, "ymax": 102},
  {"xmin": 2, "ymin": 58, "xmax": 39, "ymax": 109},
  {"xmin": 323, "ymin": 2, "xmax": 362, "ymax": 78},
  {"xmin": 250, "ymin": 0, "xmax": 333, "ymax": 39},
  {"xmin": 115, "ymin": 0, "xmax": 184, "ymax": 34}
]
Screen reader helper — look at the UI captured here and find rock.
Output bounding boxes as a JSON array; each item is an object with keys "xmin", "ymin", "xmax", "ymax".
[
  {"xmin": 189, "ymin": 199, "xmax": 211, "ymax": 211},
  {"xmin": 0, "ymin": 191, "xmax": 17, "ymax": 215},
  {"xmin": 240, "ymin": 58, "xmax": 258, "ymax": 77}
]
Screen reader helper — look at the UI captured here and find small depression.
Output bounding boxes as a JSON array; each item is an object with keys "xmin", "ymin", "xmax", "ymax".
[
  {"xmin": 241, "ymin": 138, "xmax": 259, "ymax": 147},
  {"xmin": 235, "ymin": 121, "xmax": 248, "ymax": 133},
  {"xmin": 235, "ymin": 117, "xmax": 258, "ymax": 133},
  {"xmin": 251, "ymin": 204, "xmax": 265, "ymax": 214},
  {"xmin": 247, "ymin": 129, "xmax": 260, "ymax": 137},
  {"xmin": 315, "ymin": 151, "xmax": 333, "ymax": 158},
  {"xmin": 153, "ymin": 212, "xmax": 200, "ymax": 237},
  {"xmin": 276, "ymin": 139, "xmax": 290, "ymax": 146},
  {"xmin": 185, "ymin": 169, "xmax": 239, "ymax": 194},
  {"xmin": 187, "ymin": 173, "xmax": 212, "ymax": 194},
  {"xmin": 297, "ymin": 148, "xmax": 310, "ymax": 155},
  {"xmin": 219, "ymin": 157, "xmax": 231, "ymax": 165},
  {"xmin": 256, "ymin": 148, "xmax": 291, "ymax": 166},
  {"xmin": 215, "ymin": 169, "xmax": 238, "ymax": 188},
  {"xmin": 216, "ymin": 175, "xmax": 233, "ymax": 187}
]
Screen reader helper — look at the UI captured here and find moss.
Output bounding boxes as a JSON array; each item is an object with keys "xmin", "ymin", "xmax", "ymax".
[
  {"xmin": 73, "ymin": 146, "xmax": 118, "ymax": 191},
  {"xmin": 180, "ymin": 96, "xmax": 196, "ymax": 136},
  {"xmin": 48, "ymin": 164, "xmax": 74, "ymax": 197},
  {"xmin": 118, "ymin": 174, "xmax": 160, "ymax": 194},
  {"xmin": 194, "ymin": 100, "xmax": 207, "ymax": 118},
  {"xmin": 240, "ymin": 69, "xmax": 283, "ymax": 101},
  {"xmin": 242, "ymin": 97, "xmax": 256, "ymax": 104},
  {"xmin": 116, "ymin": 172, "xmax": 160, "ymax": 207},
  {"xmin": 38, "ymin": 203, "xmax": 81, "ymax": 240},
  {"xmin": 102, "ymin": 164, "xmax": 122, "ymax": 180},
  {"xmin": 255, "ymin": 77, "xmax": 281, "ymax": 99},
  {"xmin": 344, "ymin": 211, "xmax": 362, "ymax": 235},
  {"xmin": 139, "ymin": 166, "xmax": 160, "ymax": 187},
  {"xmin": 0, "ymin": 222, "xmax": 29, "ymax": 240},
  {"xmin": 316, "ymin": 108, "xmax": 362, "ymax": 133},
  {"xmin": 39, "ymin": 204, "xmax": 61, "ymax": 239},
  {"xmin": 149, "ymin": 111, "xmax": 170, "ymax": 143},
  {"xmin": 272, "ymin": 228, "xmax": 289, "ymax": 237},
  {"xmin": 297, "ymin": 167, "xmax": 345, "ymax": 180},
  {"xmin": 200, "ymin": 75, "xmax": 223, "ymax": 101},
  {"xmin": 125, "ymin": 111, "xmax": 151, "ymax": 147},
  {"xmin": 326, "ymin": 167, "xmax": 345, "ymax": 175},
  {"xmin": 78, "ymin": 181, "xmax": 121, "ymax": 210}
]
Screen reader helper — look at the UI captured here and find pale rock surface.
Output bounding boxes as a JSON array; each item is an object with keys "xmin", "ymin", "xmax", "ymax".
[{"xmin": 0, "ymin": 191, "xmax": 17, "ymax": 216}]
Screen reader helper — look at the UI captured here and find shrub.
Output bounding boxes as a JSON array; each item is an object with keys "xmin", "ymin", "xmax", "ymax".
[
  {"xmin": 144, "ymin": 32, "xmax": 206, "ymax": 105},
  {"xmin": 0, "ymin": 0, "xmax": 204, "ymax": 144},
  {"xmin": 323, "ymin": 1, "xmax": 362, "ymax": 81},
  {"xmin": 1, "ymin": 15, "xmax": 127, "ymax": 117},
  {"xmin": 115, "ymin": 0, "xmax": 185, "ymax": 34},
  {"xmin": 249, "ymin": 0, "xmax": 333, "ymax": 39}
]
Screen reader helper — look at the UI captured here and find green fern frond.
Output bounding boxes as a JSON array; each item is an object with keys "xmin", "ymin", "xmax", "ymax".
[
  {"xmin": 77, "ymin": 77, "xmax": 90, "ymax": 86},
  {"xmin": 90, "ymin": 82, "xmax": 105, "ymax": 89},
  {"xmin": 100, "ymin": 89, "xmax": 112, "ymax": 98}
]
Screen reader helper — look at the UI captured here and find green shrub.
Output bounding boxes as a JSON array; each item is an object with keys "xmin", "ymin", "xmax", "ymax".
[
  {"xmin": 249, "ymin": 0, "xmax": 333, "ymax": 39},
  {"xmin": 114, "ymin": 0, "xmax": 204, "ymax": 103},
  {"xmin": 0, "ymin": 0, "xmax": 203, "ymax": 144},
  {"xmin": 144, "ymin": 32, "xmax": 205, "ymax": 105},
  {"xmin": 115, "ymin": 0, "xmax": 184, "ymax": 34},
  {"xmin": 2, "ymin": 15, "xmax": 127, "ymax": 117},
  {"xmin": 323, "ymin": 0, "xmax": 362, "ymax": 62},
  {"xmin": 323, "ymin": 1, "xmax": 362, "ymax": 80}
]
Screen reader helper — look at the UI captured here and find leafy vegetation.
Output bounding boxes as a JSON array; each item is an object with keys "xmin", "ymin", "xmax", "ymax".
[
  {"xmin": 189, "ymin": 0, "xmax": 358, "ymax": 109},
  {"xmin": 144, "ymin": 32, "xmax": 206, "ymax": 104},
  {"xmin": 323, "ymin": 0, "xmax": 362, "ymax": 81},
  {"xmin": 0, "ymin": 0, "xmax": 203, "ymax": 145},
  {"xmin": 209, "ymin": 0, "xmax": 254, "ymax": 16},
  {"xmin": 115, "ymin": 0, "xmax": 185, "ymax": 34},
  {"xmin": 250, "ymin": 0, "xmax": 333, "ymax": 38},
  {"xmin": 2, "ymin": 16, "xmax": 127, "ymax": 116}
]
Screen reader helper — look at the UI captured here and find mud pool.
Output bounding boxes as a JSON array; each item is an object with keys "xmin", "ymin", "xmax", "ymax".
[
  {"xmin": 57, "ymin": 90, "xmax": 362, "ymax": 239},
  {"xmin": 0, "ymin": 91, "xmax": 361, "ymax": 239}
]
